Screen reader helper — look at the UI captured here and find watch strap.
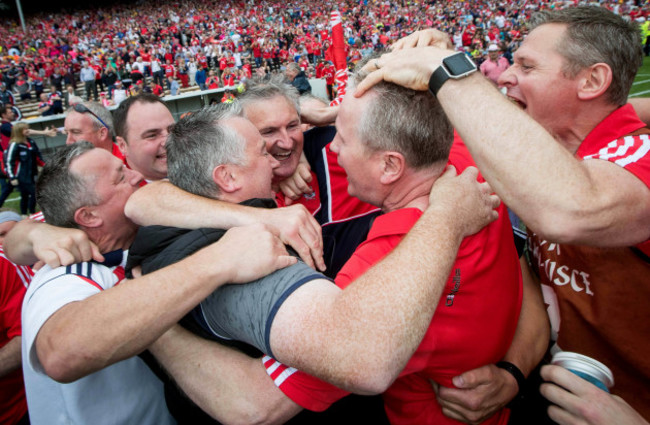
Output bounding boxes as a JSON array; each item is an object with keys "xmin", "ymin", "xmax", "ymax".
[
  {"xmin": 428, "ymin": 65, "xmax": 451, "ymax": 96},
  {"xmin": 496, "ymin": 361, "xmax": 526, "ymax": 407}
]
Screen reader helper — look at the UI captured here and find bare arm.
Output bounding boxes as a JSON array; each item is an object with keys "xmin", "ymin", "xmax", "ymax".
[
  {"xmin": 300, "ymin": 104, "xmax": 339, "ymax": 126},
  {"xmin": 34, "ymin": 225, "xmax": 296, "ymax": 383},
  {"xmin": 125, "ymin": 180, "xmax": 325, "ymax": 271},
  {"xmin": 0, "ymin": 337, "xmax": 22, "ymax": 378},
  {"xmin": 150, "ymin": 325, "xmax": 302, "ymax": 425},
  {"xmin": 435, "ymin": 257, "xmax": 550, "ymax": 424},
  {"xmin": 4, "ymin": 219, "xmax": 104, "ymax": 267},
  {"xmin": 355, "ymin": 39, "xmax": 650, "ymax": 246},
  {"xmin": 270, "ymin": 166, "xmax": 501, "ymax": 394},
  {"xmin": 26, "ymin": 126, "xmax": 58, "ymax": 138}
]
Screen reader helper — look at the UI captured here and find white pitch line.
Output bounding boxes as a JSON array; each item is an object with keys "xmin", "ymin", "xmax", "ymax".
[
  {"xmin": 633, "ymin": 79, "xmax": 650, "ymax": 85},
  {"xmin": 629, "ymin": 89, "xmax": 650, "ymax": 97}
]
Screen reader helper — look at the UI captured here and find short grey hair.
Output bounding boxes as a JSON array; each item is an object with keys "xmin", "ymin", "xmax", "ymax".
[
  {"xmin": 36, "ymin": 142, "xmax": 100, "ymax": 228},
  {"xmin": 68, "ymin": 101, "xmax": 115, "ymax": 137},
  {"xmin": 240, "ymin": 75, "xmax": 301, "ymax": 117},
  {"xmin": 166, "ymin": 103, "xmax": 247, "ymax": 199},
  {"xmin": 286, "ymin": 62, "xmax": 301, "ymax": 74},
  {"xmin": 352, "ymin": 56, "xmax": 454, "ymax": 169},
  {"xmin": 530, "ymin": 6, "xmax": 643, "ymax": 106}
]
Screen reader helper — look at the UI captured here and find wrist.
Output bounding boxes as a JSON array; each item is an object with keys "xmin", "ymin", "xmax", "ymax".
[{"xmin": 496, "ymin": 361, "xmax": 526, "ymax": 407}]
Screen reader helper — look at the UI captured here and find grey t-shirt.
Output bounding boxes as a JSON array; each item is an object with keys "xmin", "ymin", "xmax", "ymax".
[{"xmin": 198, "ymin": 261, "xmax": 325, "ymax": 357}]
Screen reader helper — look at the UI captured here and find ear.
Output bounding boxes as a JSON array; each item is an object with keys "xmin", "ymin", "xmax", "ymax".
[
  {"xmin": 98, "ymin": 126, "xmax": 109, "ymax": 141},
  {"xmin": 73, "ymin": 206, "xmax": 103, "ymax": 229},
  {"xmin": 116, "ymin": 136, "xmax": 127, "ymax": 157},
  {"xmin": 212, "ymin": 164, "xmax": 240, "ymax": 194},
  {"xmin": 379, "ymin": 151, "xmax": 406, "ymax": 185},
  {"xmin": 577, "ymin": 63, "xmax": 612, "ymax": 101}
]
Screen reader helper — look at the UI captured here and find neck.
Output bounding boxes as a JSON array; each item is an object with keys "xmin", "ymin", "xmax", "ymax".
[
  {"xmin": 553, "ymin": 102, "xmax": 619, "ymax": 154},
  {"xmin": 381, "ymin": 164, "xmax": 445, "ymax": 213},
  {"xmin": 85, "ymin": 225, "xmax": 137, "ymax": 255}
]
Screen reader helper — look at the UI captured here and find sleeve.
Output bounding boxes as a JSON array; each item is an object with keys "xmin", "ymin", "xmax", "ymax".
[
  {"xmin": 0, "ymin": 123, "xmax": 11, "ymax": 138},
  {"xmin": 6, "ymin": 143, "xmax": 17, "ymax": 179},
  {"xmin": 262, "ymin": 356, "xmax": 349, "ymax": 412},
  {"xmin": 32, "ymin": 140, "xmax": 45, "ymax": 167},
  {"xmin": 198, "ymin": 261, "xmax": 328, "ymax": 357},
  {"xmin": 582, "ymin": 134, "xmax": 650, "ymax": 188},
  {"xmin": 335, "ymin": 234, "xmax": 400, "ymax": 290},
  {"xmin": 0, "ymin": 257, "xmax": 28, "ymax": 341},
  {"xmin": 22, "ymin": 271, "xmax": 102, "ymax": 374}
]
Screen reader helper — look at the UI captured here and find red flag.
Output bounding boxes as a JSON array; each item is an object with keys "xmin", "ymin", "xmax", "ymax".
[{"xmin": 329, "ymin": 11, "xmax": 348, "ymax": 106}]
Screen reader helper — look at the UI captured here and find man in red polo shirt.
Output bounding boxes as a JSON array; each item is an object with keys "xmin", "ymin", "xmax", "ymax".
[
  {"xmin": 0, "ymin": 242, "xmax": 34, "ymax": 425},
  {"xmin": 64, "ymin": 101, "xmax": 124, "ymax": 161}
]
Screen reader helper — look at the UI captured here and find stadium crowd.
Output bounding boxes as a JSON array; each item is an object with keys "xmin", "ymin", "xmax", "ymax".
[
  {"xmin": 1, "ymin": 0, "xmax": 648, "ymax": 109},
  {"xmin": 0, "ymin": 1, "xmax": 649, "ymax": 425}
]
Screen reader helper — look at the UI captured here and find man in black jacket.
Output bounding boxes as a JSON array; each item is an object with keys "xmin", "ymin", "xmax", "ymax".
[{"xmin": 286, "ymin": 62, "xmax": 311, "ymax": 94}]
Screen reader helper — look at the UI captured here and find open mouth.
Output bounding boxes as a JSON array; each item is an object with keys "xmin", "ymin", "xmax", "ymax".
[
  {"xmin": 273, "ymin": 151, "xmax": 292, "ymax": 162},
  {"xmin": 508, "ymin": 96, "xmax": 526, "ymax": 110}
]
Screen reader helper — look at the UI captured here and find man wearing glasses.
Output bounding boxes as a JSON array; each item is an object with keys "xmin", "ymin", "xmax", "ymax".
[{"xmin": 63, "ymin": 101, "xmax": 124, "ymax": 162}]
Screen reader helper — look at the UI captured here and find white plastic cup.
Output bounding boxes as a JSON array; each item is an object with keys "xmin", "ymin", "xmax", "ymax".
[{"xmin": 551, "ymin": 351, "xmax": 614, "ymax": 392}]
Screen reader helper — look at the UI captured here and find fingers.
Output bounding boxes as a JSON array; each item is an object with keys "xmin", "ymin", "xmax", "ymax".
[
  {"xmin": 276, "ymin": 255, "xmax": 298, "ymax": 270},
  {"xmin": 354, "ymin": 68, "xmax": 386, "ymax": 98},
  {"xmin": 295, "ymin": 214, "xmax": 325, "ymax": 271},
  {"xmin": 90, "ymin": 242, "xmax": 105, "ymax": 263},
  {"xmin": 298, "ymin": 164, "xmax": 313, "ymax": 184},
  {"xmin": 541, "ymin": 365, "xmax": 593, "ymax": 396},
  {"xmin": 459, "ymin": 165, "xmax": 480, "ymax": 181},
  {"xmin": 439, "ymin": 164, "xmax": 459, "ymax": 180},
  {"xmin": 452, "ymin": 365, "xmax": 495, "ymax": 389}
]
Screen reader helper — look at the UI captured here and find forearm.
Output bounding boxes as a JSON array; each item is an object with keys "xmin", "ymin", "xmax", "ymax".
[
  {"xmin": 438, "ymin": 75, "xmax": 646, "ymax": 244},
  {"xmin": 36, "ymin": 243, "xmax": 234, "ymax": 382},
  {"xmin": 502, "ymin": 257, "xmax": 550, "ymax": 376},
  {"xmin": 125, "ymin": 180, "xmax": 264, "ymax": 228},
  {"xmin": 151, "ymin": 326, "xmax": 301, "ymax": 425},
  {"xmin": 272, "ymin": 206, "xmax": 464, "ymax": 393},
  {"xmin": 4, "ymin": 219, "xmax": 42, "ymax": 265},
  {"xmin": 28, "ymin": 129, "xmax": 54, "ymax": 137},
  {"xmin": 0, "ymin": 337, "xmax": 22, "ymax": 378}
]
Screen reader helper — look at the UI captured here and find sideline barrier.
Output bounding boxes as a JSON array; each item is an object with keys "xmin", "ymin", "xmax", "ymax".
[{"xmin": 21, "ymin": 79, "xmax": 327, "ymax": 158}]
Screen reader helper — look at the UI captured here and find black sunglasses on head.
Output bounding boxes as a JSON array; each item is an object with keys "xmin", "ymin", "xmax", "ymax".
[{"xmin": 73, "ymin": 103, "xmax": 110, "ymax": 129}]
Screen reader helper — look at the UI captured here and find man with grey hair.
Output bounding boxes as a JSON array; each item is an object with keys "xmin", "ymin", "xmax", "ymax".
[
  {"xmin": 63, "ymin": 101, "xmax": 122, "ymax": 160},
  {"xmin": 358, "ymin": 5, "xmax": 650, "ymax": 424},
  {"xmin": 128, "ymin": 101, "xmax": 499, "ymax": 386},
  {"xmin": 126, "ymin": 78, "xmax": 379, "ymax": 277},
  {"xmin": 18, "ymin": 141, "xmax": 295, "ymax": 425},
  {"xmin": 286, "ymin": 62, "xmax": 312, "ymax": 94},
  {"xmin": 125, "ymin": 79, "xmax": 521, "ymax": 425}
]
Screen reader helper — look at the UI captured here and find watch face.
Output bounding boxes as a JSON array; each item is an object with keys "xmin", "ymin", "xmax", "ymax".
[{"xmin": 444, "ymin": 53, "xmax": 476, "ymax": 76}]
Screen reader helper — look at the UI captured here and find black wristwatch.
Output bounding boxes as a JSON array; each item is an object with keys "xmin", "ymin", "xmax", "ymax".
[{"xmin": 428, "ymin": 52, "xmax": 478, "ymax": 96}]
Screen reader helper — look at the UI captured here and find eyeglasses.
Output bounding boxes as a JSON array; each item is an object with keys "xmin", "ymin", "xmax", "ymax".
[{"xmin": 73, "ymin": 103, "xmax": 109, "ymax": 129}]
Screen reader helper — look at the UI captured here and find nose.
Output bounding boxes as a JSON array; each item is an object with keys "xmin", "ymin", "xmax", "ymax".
[
  {"xmin": 65, "ymin": 132, "xmax": 75, "ymax": 145},
  {"xmin": 497, "ymin": 65, "xmax": 516, "ymax": 88}
]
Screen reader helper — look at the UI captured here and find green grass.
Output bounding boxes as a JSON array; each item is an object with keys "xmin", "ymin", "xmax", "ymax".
[
  {"xmin": 630, "ymin": 56, "xmax": 650, "ymax": 98},
  {"xmin": 2, "ymin": 190, "xmax": 28, "ymax": 215}
]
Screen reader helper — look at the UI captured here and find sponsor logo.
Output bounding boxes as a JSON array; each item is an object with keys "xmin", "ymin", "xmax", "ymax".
[{"xmin": 446, "ymin": 268, "xmax": 461, "ymax": 306}]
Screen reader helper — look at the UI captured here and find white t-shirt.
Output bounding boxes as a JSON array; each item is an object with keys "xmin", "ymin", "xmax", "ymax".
[{"xmin": 22, "ymin": 254, "xmax": 176, "ymax": 425}]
